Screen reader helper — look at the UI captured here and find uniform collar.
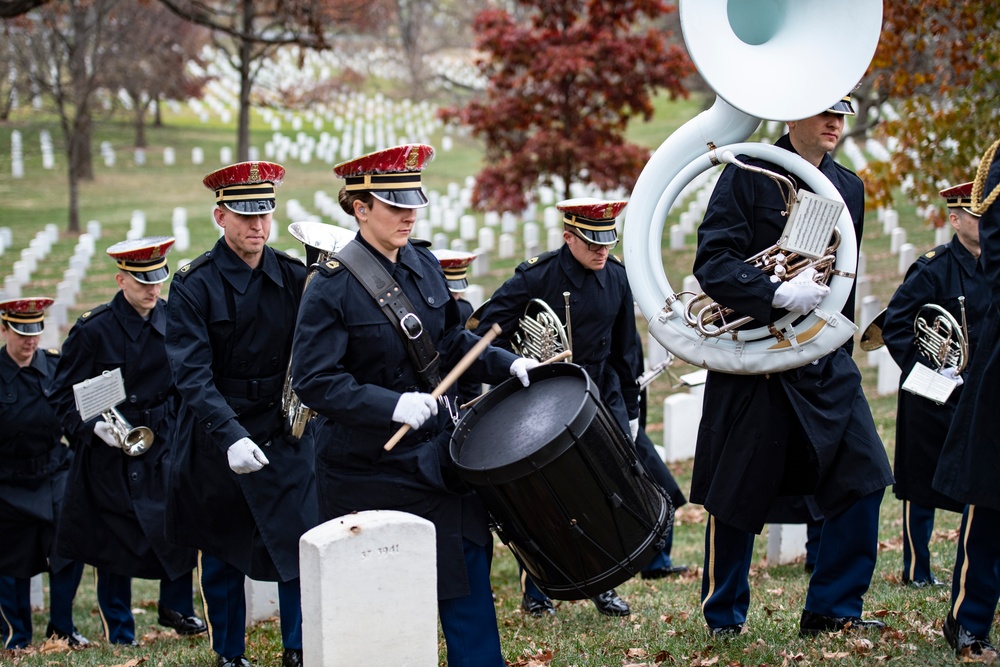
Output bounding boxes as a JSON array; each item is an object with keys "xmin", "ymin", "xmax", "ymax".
[
  {"xmin": 355, "ymin": 234, "xmax": 426, "ymax": 279},
  {"xmin": 110, "ymin": 290, "xmax": 165, "ymax": 340},
  {"xmin": 775, "ymin": 133, "xmax": 836, "ymax": 177},
  {"xmin": 948, "ymin": 233, "xmax": 980, "ymax": 277},
  {"xmin": 214, "ymin": 238, "xmax": 284, "ymax": 293},
  {"xmin": 0, "ymin": 347, "xmax": 43, "ymax": 382},
  {"xmin": 558, "ymin": 244, "xmax": 606, "ymax": 288}
]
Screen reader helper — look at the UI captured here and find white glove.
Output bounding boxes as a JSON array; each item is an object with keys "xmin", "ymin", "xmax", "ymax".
[
  {"xmin": 94, "ymin": 421, "xmax": 119, "ymax": 448},
  {"xmin": 939, "ymin": 366, "xmax": 964, "ymax": 387},
  {"xmin": 227, "ymin": 437, "xmax": 270, "ymax": 474},
  {"xmin": 772, "ymin": 267, "xmax": 830, "ymax": 315},
  {"xmin": 629, "ymin": 418, "xmax": 640, "ymax": 441},
  {"xmin": 510, "ymin": 357, "xmax": 540, "ymax": 387},
  {"xmin": 392, "ymin": 392, "xmax": 438, "ymax": 430}
]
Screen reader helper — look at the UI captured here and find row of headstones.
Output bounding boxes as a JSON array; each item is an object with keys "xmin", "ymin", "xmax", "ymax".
[{"xmin": 9, "ymin": 129, "xmax": 54, "ymax": 177}]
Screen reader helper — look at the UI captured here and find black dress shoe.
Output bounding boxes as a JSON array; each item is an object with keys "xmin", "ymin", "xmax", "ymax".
[
  {"xmin": 521, "ymin": 593, "xmax": 556, "ymax": 616},
  {"xmin": 641, "ymin": 565, "xmax": 690, "ymax": 580},
  {"xmin": 944, "ymin": 612, "xmax": 998, "ymax": 658},
  {"xmin": 799, "ymin": 610, "xmax": 886, "ymax": 637},
  {"xmin": 902, "ymin": 575, "xmax": 947, "ymax": 588},
  {"xmin": 591, "ymin": 589, "xmax": 630, "ymax": 616},
  {"xmin": 282, "ymin": 648, "xmax": 303, "ymax": 667},
  {"xmin": 158, "ymin": 604, "xmax": 208, "ymax": 635},
  {"xmin": 709, "ymin": 624, "xmax": 744, "ymax": 637},
  {"xmin": 217, "ymin": 655, "xmax": 253, "ymax": 667},
  {"xmin": 45, "ymin": 622, "xmax": 90, "ymax": 647}
]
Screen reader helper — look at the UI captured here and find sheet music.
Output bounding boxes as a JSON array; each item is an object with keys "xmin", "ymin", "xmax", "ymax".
[
  {"xmin": 901, "ymin": 362, "xmax": 958, "ymax": 405},
  {"xmin": 73, "ymin": 368, "xmax": 127, "ymax": 422},
  {"xmin": 779, "ymin": 191, "xmax": 844, "ymax": 259}
]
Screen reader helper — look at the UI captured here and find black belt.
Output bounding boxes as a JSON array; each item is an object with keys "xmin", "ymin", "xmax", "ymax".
[
  {"xmin": 215, "ymin": 374, "xmax": 284, "ymax": 400},
  {"xmin": 0, "ymin": 447, "xmax": 58, "ymax": 478},
  {"xmin": 336, "ymin": 240, "xmax": 442, "ymax": 390}
]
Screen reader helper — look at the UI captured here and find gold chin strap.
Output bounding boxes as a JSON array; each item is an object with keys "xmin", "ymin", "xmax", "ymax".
[{"xmin": 971, "ymin": 139, "xmax": 1000, "ymax": 216}]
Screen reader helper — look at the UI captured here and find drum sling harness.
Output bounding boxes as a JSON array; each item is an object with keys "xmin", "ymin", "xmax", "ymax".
[{"xmin": 336, "ymin": 239, "xmax": 443, "ymax": 392}]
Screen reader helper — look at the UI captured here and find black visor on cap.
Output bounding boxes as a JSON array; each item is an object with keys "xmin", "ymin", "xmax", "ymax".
[
  {"xmin": 128, "ymin": 265, "xmax": 171, "ymax": 285},
  {"xmin": 8, "ymin": 321, "xmax": 43, "ymax": 336},
  {"xmin": 574, "ymin": 228, "xmax": 619, "ymax": 246},
  {"xmin": 223, "ymin": 198, "xmax": 277, "ymax": 215},
  {"xmin": 827, "ymin": 99, "xmax": 856, "ymax": 115},
  {"xmin": 446, "ymin": 278, "xmax": 469, "ymax": 293},
  {"xmin": 371, "ymin": 188, "xmax": 429, "ymax": 209}
]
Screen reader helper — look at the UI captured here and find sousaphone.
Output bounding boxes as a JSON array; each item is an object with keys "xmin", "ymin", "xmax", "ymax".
[{"xmin": 623, "ymin": 0, "xmax": 884, "ymax": 374}]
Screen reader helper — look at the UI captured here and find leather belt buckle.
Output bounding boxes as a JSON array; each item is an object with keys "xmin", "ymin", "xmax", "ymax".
[{"xmin": 400, "ymin": 312, "xmax": 424, "ymax": 340}]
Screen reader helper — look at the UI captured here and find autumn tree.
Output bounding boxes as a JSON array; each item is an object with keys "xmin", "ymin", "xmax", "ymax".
[
  {"xmin": 860, "ymin": 0, "xmax": 1000, "ymax": 221},
  {"xmin": 101, "ymin": 2, "xmax": 209, "ymax": 147},
  {"xmin": 439, "ymin": 0, "xmax": 693, "ymax": 213},
  {"xmin": 157, "ymin": 0, "xmax": 376, "ymax": 161},
  {"xmin": 7, "ymin": 0, "xmax": 123, "ymax": 233}
]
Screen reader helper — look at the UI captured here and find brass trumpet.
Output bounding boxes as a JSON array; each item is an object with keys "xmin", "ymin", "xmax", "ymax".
[{"xmin": 102, "ymin": 407, "xmax": 154, "ymax": 457}]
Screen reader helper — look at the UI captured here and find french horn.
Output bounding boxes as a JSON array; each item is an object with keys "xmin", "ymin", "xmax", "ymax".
[
  {"xmin": 623, "ymin": 0, "xmax": 883, "ymax": 375},
  {"xmin": 512, "ymin": 298, "xmax": 571, "ymax": 363},
  {"xmin": 283, "ymin": 220, "xmax": 356, "ymax": 442}
]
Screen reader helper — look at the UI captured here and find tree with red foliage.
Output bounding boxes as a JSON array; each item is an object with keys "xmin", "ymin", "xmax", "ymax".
[
  {"xmin": 439, "ymin": 0, "xmax": 693, "ymax": 213},
  {"xmin": 859, "ymin": 0, "xmax": 1000, "ymax": 220}
]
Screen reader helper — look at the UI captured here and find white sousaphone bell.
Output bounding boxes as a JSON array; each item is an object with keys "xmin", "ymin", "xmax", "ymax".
[{"xmin": 623, "ymin": 0, "xmax": 884, "ymax": 374}]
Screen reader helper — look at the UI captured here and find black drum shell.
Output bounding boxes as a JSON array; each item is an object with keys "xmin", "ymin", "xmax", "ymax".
[{"xmin": 450, "ymin": 363, "xmax": 671, "ymax": 600}]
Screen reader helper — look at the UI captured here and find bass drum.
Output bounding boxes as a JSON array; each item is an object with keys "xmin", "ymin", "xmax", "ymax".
[{"xmin": 450, "ymin": 363, "xmax": 672, "ymax": 600}]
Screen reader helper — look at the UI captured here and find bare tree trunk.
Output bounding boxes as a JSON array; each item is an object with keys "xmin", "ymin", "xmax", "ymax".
[
  {"xmin": 134, "ymin": 102, "xmax": 147, "ymax": 147},
  {"xmin": 236, "ymin": 0, "xmax": 254, "ymax": 162},
  {"xmin": 73, "ymin": 109, "xmax": 94, "ymax": 181},
  {"xmin": 154, "ymin": 93, "xmax": 163, "ymax": 127}
]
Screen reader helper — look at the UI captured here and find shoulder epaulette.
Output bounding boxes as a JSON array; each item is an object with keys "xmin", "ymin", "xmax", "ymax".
[
  {"xmin": 77, "ymin": 302, "xmax": 111, "ymax": 323},
  {"xmin": 410, "ymin": 238, "xmax": 432, "ymax": 248},
  {"xmin": 608, "ymin": 254, "xmax": 625, "ymax": 266},
  {"xmin": 918, "ymin": 243, "xmax": 949, "ymax": 264},
  {"xmin": 175, "ymin": 251, "xmax": 213, "ymax": 279},
  {"xmin": 44, "ymin": 348, "xmax": 60, "ymax": 358},
  {"xmin": 519, "ymin": 249, "xmax": 558, "ymax": 271},
  {"xmin": 314, "ymin": 258, "xmax": 347, "ymax": 276}
]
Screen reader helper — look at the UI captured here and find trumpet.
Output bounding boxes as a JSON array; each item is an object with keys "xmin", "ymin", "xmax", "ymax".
[{"xmin": 102, "ymin": 407, "xmax": 154, "ymax": 457}]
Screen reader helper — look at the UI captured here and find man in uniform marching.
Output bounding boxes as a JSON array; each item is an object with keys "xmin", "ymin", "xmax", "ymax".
[
  {"xmin": 49, "ymin": 238, "xmax": 205, "ymax": 646},
  {"xmin": 473, "ymin": 197, "xmax": 686, "ymax": 617},
  {"xmin": 165, "ymin": 161, "xmax": 316, "ymax": 667},
  {"xmin": 882, "ymin": 180, "xmax": 989, "ymax": 587}
]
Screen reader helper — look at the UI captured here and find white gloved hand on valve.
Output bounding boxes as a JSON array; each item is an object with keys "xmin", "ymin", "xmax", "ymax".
[
  {"xmin": 938, "ymin": 366, "xmax": 964, "ymax": 387},
  {"xmin": 629, "ymin": 418, "xmax": 640, "ymax": 441},
  {"xmin": 771, "ymin": 267, "xmax": 830, "ymax": 315},
  {"xmin": 510, "ymin": 357, "xmax": 540, "ymax": 387},
  {"xmin": 392, "ymin": 392, "xmax": 438, "ymax": 430},
  {"xmin": 227, "ymin": 437, "xmax": 270, "ymax": 474},
  {"xmin": 94, "ymin": 420, "xmax": 120, "ymax": 448}
]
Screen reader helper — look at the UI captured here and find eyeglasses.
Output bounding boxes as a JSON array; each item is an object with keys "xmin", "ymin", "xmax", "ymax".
[{"xmin": 571, "ymin": 230, "xmax": 618, "ymax": 252}]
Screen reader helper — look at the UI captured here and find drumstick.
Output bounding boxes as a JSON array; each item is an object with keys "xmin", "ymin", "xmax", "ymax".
[
  {"xmin": 458, "ymin": 349, "xmax": 573, "ymax": 411},
  {"xmin": 384, "ymin": 323, "xmax": 502, "ymax": 452}
]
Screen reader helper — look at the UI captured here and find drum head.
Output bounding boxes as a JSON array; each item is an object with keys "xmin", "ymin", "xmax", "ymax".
[{"xmin": 450, "ymin": 363, "xmax": 598, "ymax": 484}]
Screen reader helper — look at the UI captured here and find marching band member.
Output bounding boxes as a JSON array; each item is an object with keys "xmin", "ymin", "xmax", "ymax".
[
  {"xmin": 690, "ymin": 93, "xmax": 894, "ymax": 637},
  {"xmin": 882, "ymin": 181, "xmax": 988, "ymax": 587},
  {"xmin": 473, "ymin": 198, "xmax": 687, "ymax": 618},
  {"xmin": 165, "ymin": 162, "xmax": 316, "ymax": 667},
  {"xmin": 933, "ymin": 142, "xmax": 1000, "ymax": 660},
  {"xmin": 291, "ymin": 144, "xmax": 531, "ymax": 667},
  {"xmin": 0, "ymin": 298, "xmax": 87, "ymax": 648},
  {"xmin": 49, "ymin": 238, "xmax": 205, "ymax": 646}
]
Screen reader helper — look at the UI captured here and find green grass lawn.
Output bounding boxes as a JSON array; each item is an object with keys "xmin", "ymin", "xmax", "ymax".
[{"xmin": 1, "ymin": 91, "xmax": 976, "ymax": 666}]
